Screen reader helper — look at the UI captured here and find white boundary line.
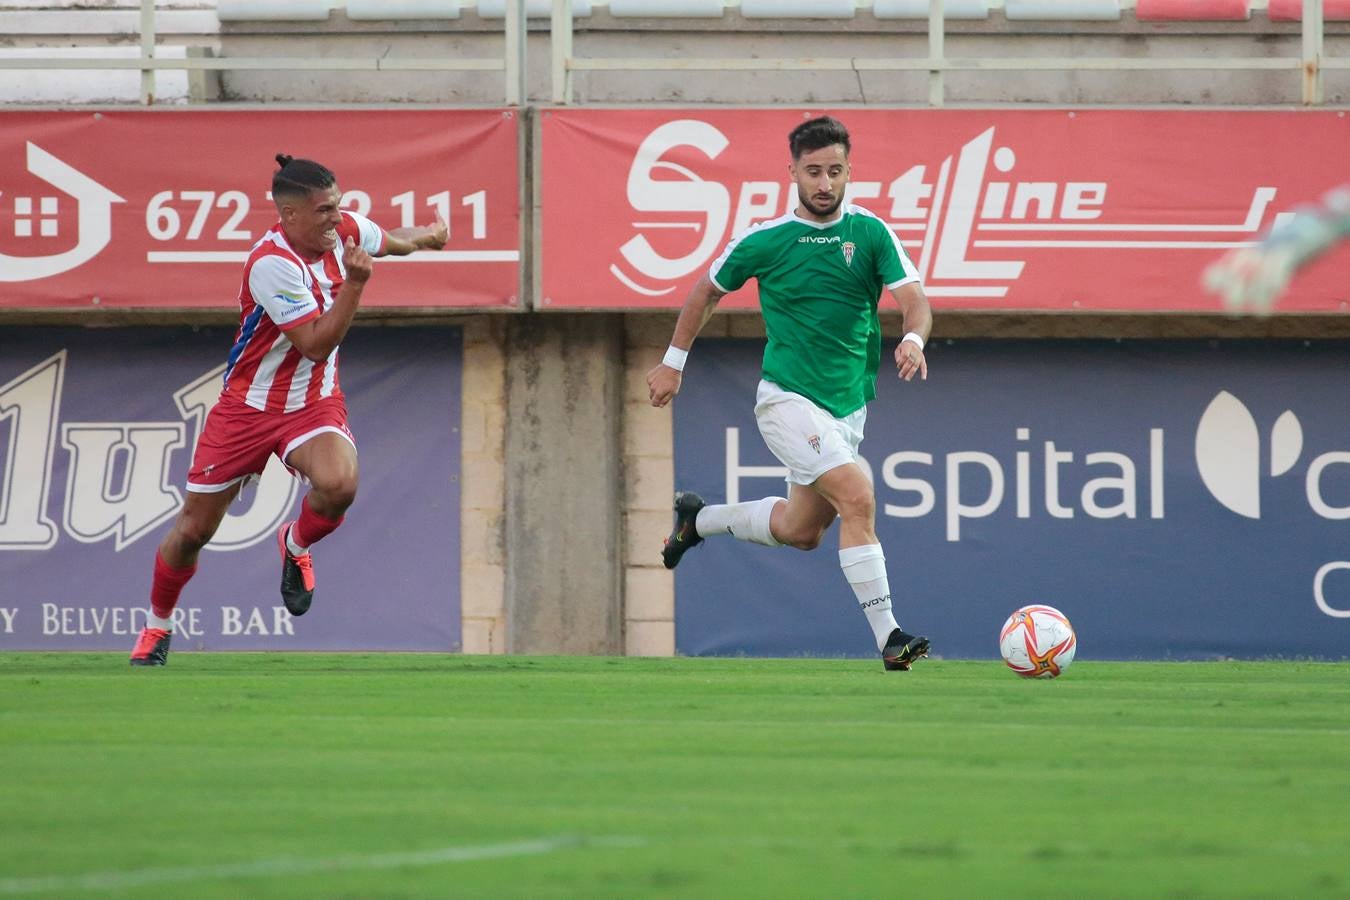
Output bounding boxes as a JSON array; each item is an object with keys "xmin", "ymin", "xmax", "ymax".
[{"xmin": 0, "ymin": 835, "xmax": 645, "ymax": 896}]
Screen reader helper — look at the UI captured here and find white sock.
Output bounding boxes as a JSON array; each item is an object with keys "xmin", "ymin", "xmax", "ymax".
[
  {"xmin": 696, "ymin": 496, "xmax": 783, "ymax": 547},
  {"xmin": 839, "ymin": 544, "xmax": 899, "ymax": 651},
  {"xmin": 285, "ymin": 523, "xmax": 308, "ymax": 556},
  {"xmin": 146, "ymin": 611, "xmax": 174, "ymax": 631}
]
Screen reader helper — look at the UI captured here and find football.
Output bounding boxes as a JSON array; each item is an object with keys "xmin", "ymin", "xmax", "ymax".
[{"xmin": 999, "ymin": 604, "xmax": 1077, "ymax": 678}]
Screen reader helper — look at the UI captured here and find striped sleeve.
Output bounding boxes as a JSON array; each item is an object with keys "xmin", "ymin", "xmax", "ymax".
[
  {"xmin": 249, "ymin": 254, "xmax": 321, "ymax": 332},
  {"xmin": 342, "ymin": 210, "xmax": 387, "ymax": 256}
]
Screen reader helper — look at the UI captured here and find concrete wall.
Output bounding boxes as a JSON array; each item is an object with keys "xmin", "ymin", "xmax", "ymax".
[
  {"xmin": 459, "ymin": 315, "xmax": 510, "ymax": 654},
  {"xmin": 6, "ymin": 4, "xmax": 1343, "ymax": 105},
  {"xmin": 502, "ymin": 313, "xmax": 626, "ymax": 655},
  {"xmin": 209, "ymin": 11, "xmax": 1348, "ymax": 106}
]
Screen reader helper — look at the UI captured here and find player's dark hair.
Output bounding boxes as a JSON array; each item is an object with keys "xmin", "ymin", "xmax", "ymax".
[
  {"xmin": 272, "ymin": 154, "xmax": 336, "ymax": 200},
  {"xmin": 788, "ymin": 116, "xmax": 851, "ymax": 160}
]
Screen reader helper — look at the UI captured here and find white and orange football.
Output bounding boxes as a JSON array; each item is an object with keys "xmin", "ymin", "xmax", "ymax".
[{"xmin": 999, "ymin": 605, "xmax": 1077, "ymax": 678}]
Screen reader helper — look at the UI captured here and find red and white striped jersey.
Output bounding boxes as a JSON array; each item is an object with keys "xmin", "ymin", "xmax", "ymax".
[{"xmin": 221, "ymin": 211, "xmax": 385, "ymax": 413}]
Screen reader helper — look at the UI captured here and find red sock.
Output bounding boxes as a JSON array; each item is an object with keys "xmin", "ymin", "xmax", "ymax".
[
  {"xmin": 150, "ymin": 550, "xmax": 197, "ymax": 620},
  {"xmin": 293, "ymin": 495, "xmax": 344, "ymax": 548}
]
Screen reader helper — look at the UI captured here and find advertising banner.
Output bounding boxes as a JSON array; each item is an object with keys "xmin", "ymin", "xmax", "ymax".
[
  {"xmin": 0, "ymin": 110, "xmax": 520, "ymax": 309},
  {"xmin": 0, "ymin": 326, "xmax": 462, "ymax": 651},
  {"xmin": 541, "ymin": 108, "xmax": 1349, "ymax": 312},
  {"xmin": 671, "ymin": 338, "xmax": 1350, "ymax": 660}
]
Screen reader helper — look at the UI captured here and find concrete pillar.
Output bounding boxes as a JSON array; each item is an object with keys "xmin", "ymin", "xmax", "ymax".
[
  {"xmin": 504, "ymin": 313, "xmax": 625, "ymax": 654},
  {"xmin": 622, "ymin": 314, "xmax": 679, "ymax": 656},
  {"xmin": 459, "ymin": 315, "xmax": 510, "ymax": 654}
]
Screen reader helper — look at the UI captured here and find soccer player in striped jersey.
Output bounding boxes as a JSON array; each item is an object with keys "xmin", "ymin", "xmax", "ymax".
[
  {"xmin": 646, "ymin": 116, "xmax": 935, "ymax": 671},
  {"xmin": 130, "ymin": 154, "xmax": 447, "ymax": 666}
]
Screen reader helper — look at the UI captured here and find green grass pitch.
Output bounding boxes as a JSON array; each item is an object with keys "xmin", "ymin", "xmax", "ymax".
[{"xmin": 1, "ymin": 654, "xmax": 1348, "ymax": 898}]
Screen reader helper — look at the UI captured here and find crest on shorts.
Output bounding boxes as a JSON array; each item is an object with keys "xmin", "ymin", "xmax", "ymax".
[
  {"xmin": 841, "ymin": 241, "xmax": 856, "ymax": 266},
  {"xmin": 807, "ymin": 434, "xmax": 821, "ymax": 454}
]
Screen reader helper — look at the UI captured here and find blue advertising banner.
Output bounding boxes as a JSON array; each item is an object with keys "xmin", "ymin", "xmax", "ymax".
[
  {"xmin": 673, "ymin": 338, "xmax": 1350, "ymax": 661},
  {"xmin": 0, "ymin": 326, "xmax": 461, "ymax": 651}
]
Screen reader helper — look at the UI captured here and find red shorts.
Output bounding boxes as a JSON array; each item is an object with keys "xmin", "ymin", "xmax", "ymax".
[{"xmin": 186, "ymin": 395, "xmax": 355, "ymax": 493}]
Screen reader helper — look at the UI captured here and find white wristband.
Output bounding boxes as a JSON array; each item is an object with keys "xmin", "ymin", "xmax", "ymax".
[
  {"xmin": 663, "ymin": 345, "xmax": 689, "ymax": 372},
  {"xmin": 901, "ymin": 331, "xmax": 925, "ymax": 352}
]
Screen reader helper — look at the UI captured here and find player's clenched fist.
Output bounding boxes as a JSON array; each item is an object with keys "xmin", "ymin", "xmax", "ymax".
[
  {"xmin": 425, "ymin": 217, "xmax": 449, "ymax": 251},
  {"xmin": 894, "ymin": 340, "xmax": 927, "ymax": 382},
  {"xmin": 647, "ymin": 363, "xmax": 682, "ymax": 408},
  {"xmin": 343, "ymin": 236, "xmax": 373, "ymax": 284}
]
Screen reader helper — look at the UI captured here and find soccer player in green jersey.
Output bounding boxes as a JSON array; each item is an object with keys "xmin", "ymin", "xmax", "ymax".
[{"xmin": 646, "ymin": 116, "xmax": 934, "ymax": 671}]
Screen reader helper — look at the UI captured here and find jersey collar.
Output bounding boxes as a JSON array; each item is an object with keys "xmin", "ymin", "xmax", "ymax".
[{"xmin": 791, "ymin": 204, "xmax": 848, "ymax": 230}]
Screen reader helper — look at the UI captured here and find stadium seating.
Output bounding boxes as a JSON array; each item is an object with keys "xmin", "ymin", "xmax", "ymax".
[
  {"xmin": 2, "ymin": 0, "xmax": 1344, "ymax": 108},
  {"xmin": 475, "ymin": 0, "xmax": 593, "ymax": 16},
  {"xmin": 1136, "ymin": 0, "xmax": 1252, "ymax": 20},
  {"xmin": 740, "ymin": 0, "xmax": 857, "ymax": 17},
  {"xmin": 345, "ymin": 0, "xmax": 461, "ymax": 20},
  {"xmin": 1005, "ymin": 0, "xmax": 1122, "ymax": 19},
  {"xmin": 14, "ymin": 1, "xmax": 1350, "ymax": 27},
  {"xmin": 872, "ymin": 0, "xmax": 993, "ymax": 19},
  {"xmin": 1267, "ymin": 0, "xmax": 1350, "ymax": 20},
  {"xmin": 606, "ymin": 0, "xmax": 725, "ymax": 15},
  {"xmin": 216, "ymin": 0, "xmax": 333, "ymax": 22}
]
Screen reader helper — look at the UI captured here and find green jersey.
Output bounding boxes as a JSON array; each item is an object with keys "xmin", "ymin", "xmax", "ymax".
[{"xmin": 709, "ymin": 204, "xmax": 920, "ymax": 418}]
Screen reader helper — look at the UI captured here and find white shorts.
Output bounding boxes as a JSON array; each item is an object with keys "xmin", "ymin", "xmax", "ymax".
[{"xmin": 754, "ymin": 379, "xmax": 866, "ymax": 486}]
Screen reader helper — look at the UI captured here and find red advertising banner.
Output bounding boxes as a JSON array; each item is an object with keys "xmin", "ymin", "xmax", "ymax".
[
  {"xmin": 1, "ymin": 109, "xmax": 520, "ymax": 309},
  {"xmin": 541, "ymin": 108, "xmax": 1349, "ymax": 312}
]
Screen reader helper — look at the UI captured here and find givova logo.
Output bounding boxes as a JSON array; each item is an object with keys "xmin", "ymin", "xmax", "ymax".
[{"xmin": 1195, "ymin": 390, "xmax": 1350, "ymax": 618}]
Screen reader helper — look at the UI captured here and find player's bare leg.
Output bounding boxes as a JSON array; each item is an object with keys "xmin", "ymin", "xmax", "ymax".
[
  {"xmin": 276, "ymin": 432, "xmax": 359, "ymax": 615},
  {"xmin": 770, "ymin": 481, "xmax": 839, "ymax": 550},
  {"xmin": 131, "ymin": 485, "xmax": 240, "ymax": 666},
  {"xmin": 286, "ymin": 431, "xmax": 359, "ymax": 521},
  {"xmin": 159, "ymin": 484, "xmax": 243, "ymax": 568},
  {"xmin": 813, "ymin": 463, "xmax": 929, "ymax": 671}
]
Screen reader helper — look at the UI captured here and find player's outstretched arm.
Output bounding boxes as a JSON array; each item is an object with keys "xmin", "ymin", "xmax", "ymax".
[
  {"xmin": 889, "ymin": 281, "xmax": 932, "ymax": 383},
  {"xmin": 1204, "ymin": 185, "xmax": 1350, "ymax": 314},
  {"xmin": 646, "ymin": 275, "xmax": 726, "ymax": 408},
  {"xmin": 379, "ymin": 217, "xmax": 449, "ymax": 257}
]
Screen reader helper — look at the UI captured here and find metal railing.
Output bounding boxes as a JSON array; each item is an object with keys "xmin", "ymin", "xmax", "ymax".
[
  {"xmin": 0, "ymin": 0, "xmax": 529, "ymax": 106},
  {"xmin": 0, "ymin": 0, "xmax": 1342, "ymax": 106},
  {"xmin": 552, "ymin": 0, "xmax": 1342, "ymax": 106}
]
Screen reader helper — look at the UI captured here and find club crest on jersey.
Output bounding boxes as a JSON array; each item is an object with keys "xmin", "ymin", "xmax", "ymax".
[
  {"xmin": 807, "ymin": 434, "xmax": 821, "ymax": 454},
  {"xmin": 841, "ymin": 241, "xmax": 856, "ymax": 266}
]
